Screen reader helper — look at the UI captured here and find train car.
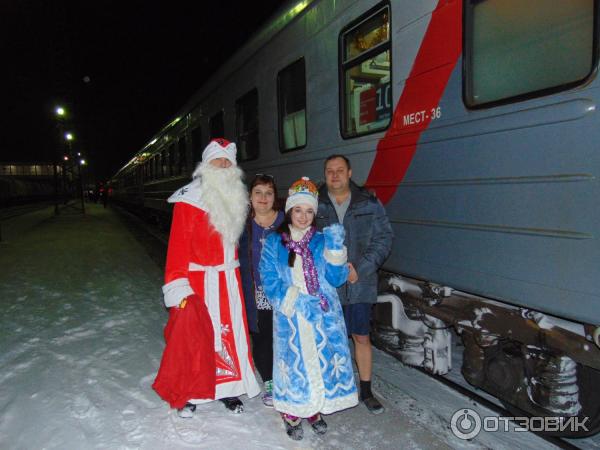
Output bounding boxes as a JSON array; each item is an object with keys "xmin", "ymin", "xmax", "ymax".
[{"xmin": 111, "ymin": 0, "xmax": 600, "ymax": 436}]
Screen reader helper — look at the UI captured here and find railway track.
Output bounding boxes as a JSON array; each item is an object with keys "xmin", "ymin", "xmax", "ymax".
[{"xmin": 0, "ymin": 201, "xmax": 54, "ymax": 220}]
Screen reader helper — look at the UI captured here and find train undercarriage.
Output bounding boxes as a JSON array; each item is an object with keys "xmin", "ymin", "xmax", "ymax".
[{"xmin": 372, "ymin": 274, "xmax": 600, "ymax": 437}]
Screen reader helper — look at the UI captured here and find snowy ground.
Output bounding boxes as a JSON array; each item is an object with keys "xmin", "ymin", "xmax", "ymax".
[{"xmin": 0, "ymin": 205, "xmax": 581, "ymax": 449}]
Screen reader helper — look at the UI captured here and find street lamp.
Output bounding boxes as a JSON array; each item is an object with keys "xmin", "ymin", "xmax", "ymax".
[
  {"xmin": 53, "ymin": 106, "xmax": 68, "ymax": 215},
  {"xmin": 61, "ymin": 132, "xmax": 74, "ymax": 206}
]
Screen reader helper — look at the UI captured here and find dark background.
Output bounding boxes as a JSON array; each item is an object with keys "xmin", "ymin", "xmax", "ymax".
[{"xmin": 2, "ymin": 1, "xmax": 284, "ymax": 181}]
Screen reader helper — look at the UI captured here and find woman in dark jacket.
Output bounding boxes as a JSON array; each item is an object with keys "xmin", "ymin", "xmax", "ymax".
[{"xmin": 239, "ymin": 174, "xmax": 284, "ymax": 407}]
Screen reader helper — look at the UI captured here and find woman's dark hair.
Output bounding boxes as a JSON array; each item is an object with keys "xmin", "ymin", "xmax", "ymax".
[
  {"xmin": 248, "ymin": 174, "xmax": 279, "ymax": 217},
  {"xmin": 277, "ymin": 207, "xmax": 317, "ymax": 267}
]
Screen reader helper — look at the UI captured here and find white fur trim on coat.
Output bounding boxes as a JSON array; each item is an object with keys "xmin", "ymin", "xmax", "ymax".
[
  {"xmin": 281, "ymin": 286, "xmax": 299, "ymax": 318},
  {"xmin": 324, "ymin": 246, "xmax": 347, "ymax": 266},
  {"xmin": 162, "ymin": 277, "xmax": 194, "ymax": 308}
]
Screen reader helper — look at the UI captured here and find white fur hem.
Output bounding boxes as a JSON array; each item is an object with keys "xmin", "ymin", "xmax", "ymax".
[
  {"xmin": 281, "ymin": 286, "xmax": 299, "ymax": 318},
  {"xmin": 188, "ymin": 378, "xmax": 261, "ymax": 404},
  {"xmin": 162, "ymin": 278, "xmax": 194, "ymax": 308},
  {"xmin": 321, "ymin": 392, "xmax": 359, "ymax": 414},
  {"xmin": 274, "ymin": 392, "xmax": 358, "ymax": 418},
  {"xmin": 324, "ymin": 246, "xmax": 347, "ymax": 266}
]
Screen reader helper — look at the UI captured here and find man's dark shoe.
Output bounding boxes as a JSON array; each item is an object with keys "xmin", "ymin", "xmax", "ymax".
[
  {"xmin": 362, "ymin": 396, "xmax": 385, "ymax": 415},
  {"xmin": 220, "ymin": 397, "xmax": 244, "ymax": 413}
]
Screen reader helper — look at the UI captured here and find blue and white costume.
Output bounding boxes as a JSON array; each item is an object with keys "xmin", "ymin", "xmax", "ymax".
[{"xmin": 259, "ymin": 224, "xmax": 358, "ymax": 418}]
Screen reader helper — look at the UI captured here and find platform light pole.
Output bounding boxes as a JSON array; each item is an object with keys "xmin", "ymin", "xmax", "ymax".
[
  {"xmin": 54, "ymin": 105, "xmax": 67, "ymax": 215},
  {"xmin": 64, "ymin": 132, "xmax": 74, "ymax": 205},
  {"xmin": 78, "ymin": 157, "xmax": 86, "ymax": 213},
  {"xmin": 64, "ymin": 132, "xmax": 85, "ymax": 214}
]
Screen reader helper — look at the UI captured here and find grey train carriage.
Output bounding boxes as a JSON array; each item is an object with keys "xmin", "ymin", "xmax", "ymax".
[{"xmin": 111, "ymin": 0, "xmax": 600, "ymax": 436}]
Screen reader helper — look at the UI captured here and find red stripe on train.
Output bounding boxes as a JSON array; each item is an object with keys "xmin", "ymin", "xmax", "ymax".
[{"xmin": 366, "ymin": 0, "xmax": 462, "ymax": 204}]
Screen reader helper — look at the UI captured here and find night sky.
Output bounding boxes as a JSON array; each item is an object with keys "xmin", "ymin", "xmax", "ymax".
[{"xmin": 3, "ymin": 1, "xmax": 284, "ymax": 181}]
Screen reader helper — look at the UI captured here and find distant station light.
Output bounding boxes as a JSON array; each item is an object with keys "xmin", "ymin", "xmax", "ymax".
[
  {"xmin": 80, "ymin": 159, "xmax": 86, "ymax": 165},
  {"xmin": 77, "ymin": 152, "xmax": 81, "ymax": 156},
  {"xmin": 55, "ymin": 106, "xmax": 66, "ymax": 117},
  {"xmin": 63, "ymin": 155, "xmax": 69, "ymax": 161},
  {"xmin": 65, "ymin": 132, "xmax": 74, "ymax": 141}
]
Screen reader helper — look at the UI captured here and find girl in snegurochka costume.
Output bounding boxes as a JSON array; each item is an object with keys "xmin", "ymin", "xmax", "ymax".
[
  {"xmin": 259, "ymin": 177, "xmax": 358, "ymax": 441},
  {"xmin": 238, "ymin": 174, "xmax": 284, "ymax": 407}
]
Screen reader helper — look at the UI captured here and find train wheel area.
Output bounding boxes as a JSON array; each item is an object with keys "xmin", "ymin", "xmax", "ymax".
[{"xmin": 372, "ymin": 278, "xmax": 600, "ymax": 449}]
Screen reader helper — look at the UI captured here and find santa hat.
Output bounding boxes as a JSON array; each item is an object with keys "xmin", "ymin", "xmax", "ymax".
[
  {"xmin": 285, "ymin": 177, "xmax": 318, "ymax": 212},
  {"xmin": 202, "ymin": 138, "xmax": 237, "ymax": 165}
]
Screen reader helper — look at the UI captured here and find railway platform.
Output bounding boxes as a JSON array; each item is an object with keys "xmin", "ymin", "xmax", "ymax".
[{"xmin": 0, "ymin": 204, "xmax": 561, "ymax": 449}]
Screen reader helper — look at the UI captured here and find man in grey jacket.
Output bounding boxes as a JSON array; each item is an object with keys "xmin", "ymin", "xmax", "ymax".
[{"xmin": 317, "ymin": 155, "xmax": 393, "ymax": 414}]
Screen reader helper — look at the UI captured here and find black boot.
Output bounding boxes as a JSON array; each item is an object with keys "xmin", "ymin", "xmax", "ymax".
[
  {"xmin": 177, "ymin": 402, "xmax": 196, "ymax": 418},
  {"xmin": 308, "ymin": 413, "xmax": 327, "ymax": 435},
  {"xmin": 282, "ymin": 414, "xmax": 303, "ymax": 441},
  {"xmin": 219, "ymin": 397, "xmax": 244, "ymax": 413}
]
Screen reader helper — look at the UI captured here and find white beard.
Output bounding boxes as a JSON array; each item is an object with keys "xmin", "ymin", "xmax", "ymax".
[{"xmin": 193, "ymin": 163, "xmax": 248, "ymax": 244}]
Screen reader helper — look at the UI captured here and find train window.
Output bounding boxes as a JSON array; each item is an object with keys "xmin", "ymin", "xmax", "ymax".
[
  {"xmin": 209, "ymin": 111, "xmax": 225, "ymax": 140},
  {"xmin": 191, "ymin": 127, "xmax": 203, "ymax": 164},
  {"xmin": 465, "ymin": 0, "xmax": 596, "ymax": 107},
  {"xmin": 235, "ymin": 88, "xmax": 260, "ymax": 161},
  {"xmin": 178, "ymin": 137, "xmax": 187, "ymax": 175},
  {"xmin": 340, "ymin": 4, "xmax": 391, "ymax": 138},
  {"xmin": 277, "ymin": 58, "xmax": 306, "ymax": 152}
]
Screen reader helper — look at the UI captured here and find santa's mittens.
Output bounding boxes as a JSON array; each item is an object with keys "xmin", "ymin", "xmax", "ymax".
[{"xmin": 323, "ymin": 224, "xmax": 345, "ymax": 250}]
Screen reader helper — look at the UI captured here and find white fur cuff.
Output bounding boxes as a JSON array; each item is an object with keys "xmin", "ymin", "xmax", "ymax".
[
  {"xmin": 162, "ymin": 278, "xmax": 195, "ymax": 308},
  {"xmin": 324, "ymin": 246, "xmax": 347, "ymax": 266},
  {"xmin": 281, "ymin": 286, "xmax": 299, "ymax": 318}
]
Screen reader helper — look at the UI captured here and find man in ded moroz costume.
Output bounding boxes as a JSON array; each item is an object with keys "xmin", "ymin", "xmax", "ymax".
[{"xmin": 153, "ymin": 138, "xmax": 260, "ymax": 417}]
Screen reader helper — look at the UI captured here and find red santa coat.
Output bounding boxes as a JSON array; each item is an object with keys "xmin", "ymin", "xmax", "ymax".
[{"xmin": 153, "ymin": 197, "xmax": 260, "ymax": 408}]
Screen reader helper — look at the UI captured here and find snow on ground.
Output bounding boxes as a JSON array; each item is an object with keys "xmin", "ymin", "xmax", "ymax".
[{"xmin": 0, "ymin": 205, "xmax": 575, "ymax": 449}]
